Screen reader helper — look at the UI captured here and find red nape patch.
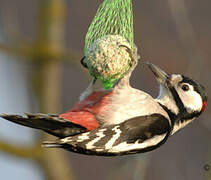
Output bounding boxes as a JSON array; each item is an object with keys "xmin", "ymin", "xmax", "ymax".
[{"xmin": 201, "ymin": 101, "xmax": 207, "ymax": 113}]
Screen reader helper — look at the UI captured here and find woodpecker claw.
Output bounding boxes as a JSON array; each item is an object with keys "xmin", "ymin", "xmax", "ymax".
[
  {"xmin": 80, "ymin": 56, "xmax": 88, "ymax": 68},
  {"xmin": 79, "ymin": 78, "xmax": 96, "ymax": 101}
]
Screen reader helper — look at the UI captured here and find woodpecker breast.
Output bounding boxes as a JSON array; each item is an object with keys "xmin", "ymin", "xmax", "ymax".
[{"xmin": 98, "ymin": 86, "xmax": 170, "ymax": 126}]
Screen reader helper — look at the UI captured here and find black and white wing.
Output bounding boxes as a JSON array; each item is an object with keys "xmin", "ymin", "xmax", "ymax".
[{"xmin": 43, "ymin": 113, "xmax": 171, "ymax": 156}]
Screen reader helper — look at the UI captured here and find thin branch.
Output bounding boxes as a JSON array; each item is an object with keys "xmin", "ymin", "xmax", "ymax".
[
  {"xmin": 0, "ymin": 43, "xmax": 33, "ymax": 58},
  {"xmin": 0, "ymin": 0, "xmax": 77, "ymax": 179},
  {"xmin": 0, "ymin": 42, "xmax": 82, "ymax": 65},
  {"xmin": 0, "ymin": 140, "xmax": 42, "ymax": 160}
]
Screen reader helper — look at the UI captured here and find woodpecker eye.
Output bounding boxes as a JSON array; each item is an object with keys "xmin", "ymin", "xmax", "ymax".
[{"xmin": 182, "ymin": 84, "xmax": 189, "ymax": 91}]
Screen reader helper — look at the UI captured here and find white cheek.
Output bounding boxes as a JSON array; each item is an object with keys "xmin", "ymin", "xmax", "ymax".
[{"xmin": 178, "ymin": 89, "xmax": 202, "ymax": 112}]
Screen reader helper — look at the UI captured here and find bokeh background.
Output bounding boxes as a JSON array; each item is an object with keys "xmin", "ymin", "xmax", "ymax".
[{"xmin": 0, "ymin": 0, "xmax": 210, "ymax": 180}]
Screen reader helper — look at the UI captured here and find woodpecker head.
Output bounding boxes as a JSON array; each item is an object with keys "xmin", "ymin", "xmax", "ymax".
[{"xmin": 147, "ymin": 63, "xmax": 208, "ymax": 134}]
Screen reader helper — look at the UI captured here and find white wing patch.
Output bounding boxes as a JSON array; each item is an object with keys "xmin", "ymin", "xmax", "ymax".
[
  {"xmin": 105, "ymin": 125, "xmax": 121, "ymax": 149},
  {"xmin": 75, "ymin": 132, "xmax": 90, "ymax": 142},
  {"xmin": 86, "ymin": 129, "xmax": 106, "ymax": 149},
  {"xmin": 108, "ymin": 133, "xmax": 167, "ymax": 153}
]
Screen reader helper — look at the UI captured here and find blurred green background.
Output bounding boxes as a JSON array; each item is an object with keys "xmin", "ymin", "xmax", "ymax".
[{"xmin": 0, "ymin": 0, "xmax": 210, "ymax": 180}]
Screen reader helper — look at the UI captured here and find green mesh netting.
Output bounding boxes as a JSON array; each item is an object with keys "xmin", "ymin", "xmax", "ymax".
[
  {"xmin": 85, "ymin": 0, "xmax": 134, "ymax": 53},
  {"xmin": 84, "ymin": 0, "xmax": 134, "ymax": 89}
]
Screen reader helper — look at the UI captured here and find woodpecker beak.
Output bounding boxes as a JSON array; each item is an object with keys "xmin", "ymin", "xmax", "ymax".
[{"xmin": 146, "ymin": 62, "xmax": 170, "ymax": 85}]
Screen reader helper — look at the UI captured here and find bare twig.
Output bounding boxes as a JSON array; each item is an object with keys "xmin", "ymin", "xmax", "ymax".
[
  {"xmin": 0, "ymin": 0, "xmax": 76, "ymax": 179},
  {"xmin": 0, "ymin": 140, "xmax": 42, "ymax": 160}
]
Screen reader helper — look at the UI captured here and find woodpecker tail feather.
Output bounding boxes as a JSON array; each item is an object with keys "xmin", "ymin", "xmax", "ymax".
[
  {"xmin": 0, "ymin": 113, "xmax": 86, "ymax": 138},
  {"xmin": 42, "ymin": 140, "xmax": 62, "ymax": 148}
]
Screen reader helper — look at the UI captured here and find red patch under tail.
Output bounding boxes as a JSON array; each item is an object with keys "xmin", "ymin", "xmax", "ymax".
[{"xmin": 60, "ymin": 91, "xmax": 112, "ymax": 131}]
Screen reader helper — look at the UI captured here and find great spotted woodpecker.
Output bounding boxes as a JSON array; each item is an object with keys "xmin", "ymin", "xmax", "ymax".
[{"xmin": 1, "ymin": 62, "xmax": 207, "ymax": 156}]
